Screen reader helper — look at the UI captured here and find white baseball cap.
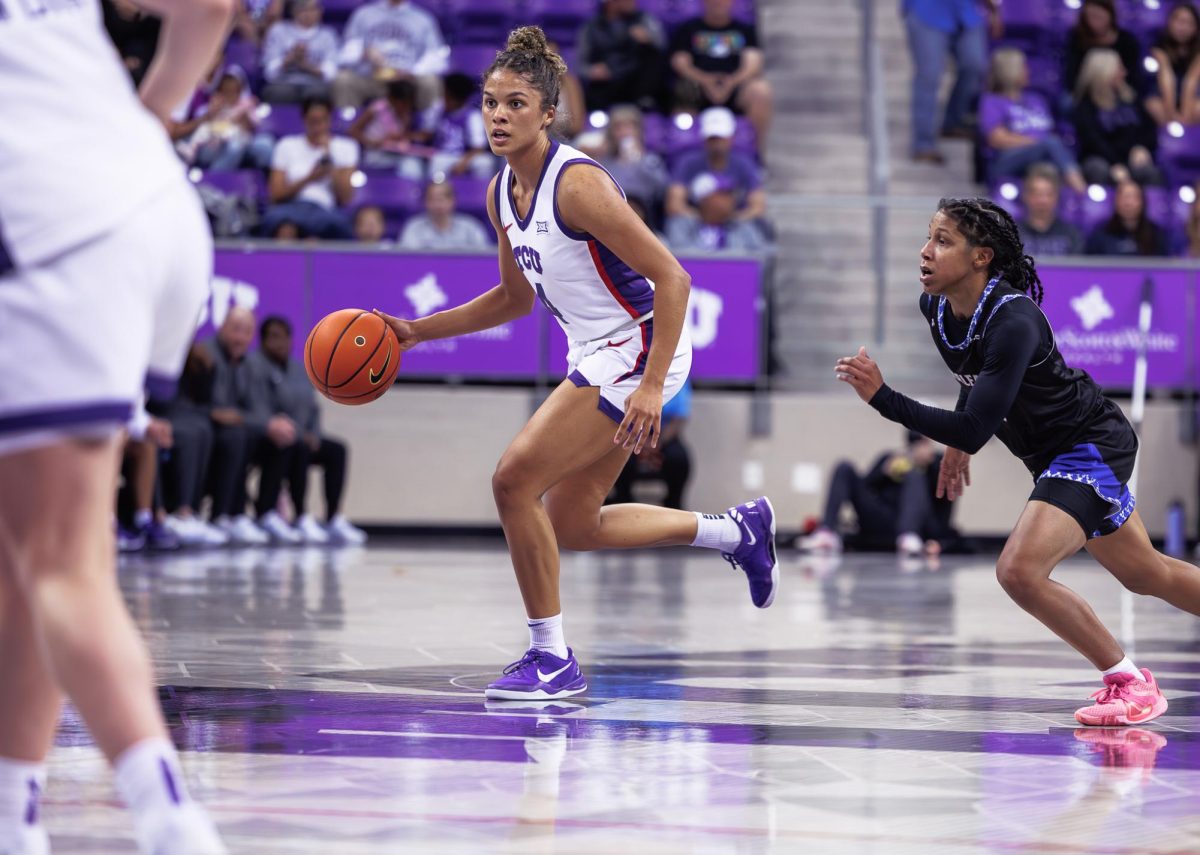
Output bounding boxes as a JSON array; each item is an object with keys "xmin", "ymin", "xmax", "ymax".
[{"xmin": 699, "ymin": 106, "xmax": 736, "ymax": 139}]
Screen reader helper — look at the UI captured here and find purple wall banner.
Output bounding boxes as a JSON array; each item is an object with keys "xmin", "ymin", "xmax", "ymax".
[
  {"xmin": 211, "ymin": 247, "xmax": 763, "ymax": 382},
  {"xmin": 1037, "ymin": 265, "xmax": 1193, "ymax": 390},
  {"xmin": 548, "ymin": 255, "xmax": 762, "ymax": 381},
  {"xmin": 309, "ymin": 253, "xmax": 542, "ymax": 378}
]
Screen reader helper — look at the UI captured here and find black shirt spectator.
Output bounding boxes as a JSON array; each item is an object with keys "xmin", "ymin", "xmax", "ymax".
[
  {"xmin": 1146, "ymin": 2, "xmax": 1200, "ymax": 125},
  {"xmin": 1017, "ymin": 165, "xmax": 1084, "ymax": 257},
  {"xmin": 103, "ymin": 0, "xmax": 161, "ymax": 86},
  {"xmin": 1073, "ymin": 48, "xmax": 1161, "ymax": 185},
  {"xmin": 578, "ymin": 0, "xmax": 668, "ymax": 111},
  {"xmin": 1064, "ymin": 0, "xmax": 1144, "ymax": 96},
  {"xmin": 1085, "ymin": 180, "xmax": 1169, "ymax": 257}
]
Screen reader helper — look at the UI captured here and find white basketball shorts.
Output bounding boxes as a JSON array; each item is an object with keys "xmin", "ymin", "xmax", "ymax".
[
  {"xmin": 0, "ymin": 178, "xmax": 211, "ymax": 456},
  {"xmin": 566, "ymin": 320, "xmax": 692, "ymax": 423}
]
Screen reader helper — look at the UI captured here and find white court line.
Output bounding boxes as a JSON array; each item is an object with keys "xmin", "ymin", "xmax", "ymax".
[{"xmin": 318, "ymin": 728, "xmax": 528, "ymax": 742}]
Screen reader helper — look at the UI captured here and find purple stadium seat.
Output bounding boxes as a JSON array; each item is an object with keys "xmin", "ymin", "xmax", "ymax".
[
  {"xmin": 987, "ymin": 182, "xmax": 1024, "ymax": 219},
  {"xmin": 1158, "ymin": 124, "xmax": 1200, "ymax": 186},
  {"xmin": 513, "ymin": 0, "xmax": 596, "ymax": 46},
  {"xmin": 1143, "ymin": 185, "xmax": 1170, "ymax": 228},
  {"xmin": 354, "ymin": 174, "xmax": 426, "ymax": 220},
  {"xmin": 733, "ymin": 116, "xmax": 757, "ymax": 156},
  {"xmin": 646, "ymin": 0, "xmax": 756, "ymax": 27},
  {"xmin": 195, "ymin": 170, "xmax": 265, "ymax": 206},
  {"xmin": 223, "ymin": 38, "xmax": 261, "ymax": 84},
  {"xmin": 1169, "ymin": 185, "xmax": 1195, "ymax": 230},
  {"xmin": 641, "ymin": 111, "xmax": 669, "ymax": 153},
  {"xmin": 451, "ymin": 43, "xmax": 501, "ymax": 76},
  {"xmin": 255, "ymin": 103, "xmax": 306, "ymax": 138},
  {"xmin": 320, "ymin": 0, "xmax": 360, "ymax": 27},
  {"xmin": 1062, "ymin": 187, "xmax": 1115, "ymax": 235},
  {"xmin": 447, "ymin": 175, "xmax": 492, "ymax": 221},
  {"xmin": 663, "ymin": 115, "xmax": 701, "ymax": 155}
]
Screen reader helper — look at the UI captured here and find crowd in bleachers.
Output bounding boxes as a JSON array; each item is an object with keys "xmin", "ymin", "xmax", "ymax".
[
  {"xmin": 104, "ymin": 0, "xmax": 773, "ymax": 253},
  {"xmin": 972, "ymin": 0, "xmax": 1200, "ymax": 258},
  {"xmin": 116, "ymin": 307, "xmax": 368, "ymax": 552}
]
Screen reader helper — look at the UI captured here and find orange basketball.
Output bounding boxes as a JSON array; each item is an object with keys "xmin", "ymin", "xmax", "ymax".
[{"xmin": 305, "ymin": 309, "xmax": 400, "ymax": 405}]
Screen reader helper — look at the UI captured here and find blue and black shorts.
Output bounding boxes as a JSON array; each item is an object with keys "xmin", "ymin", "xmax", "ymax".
[{"xmin": 1030, "ymin": 440, "xmax": 1138, "ymax": 539}]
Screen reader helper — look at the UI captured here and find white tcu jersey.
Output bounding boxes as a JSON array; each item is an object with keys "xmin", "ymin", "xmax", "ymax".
[
  {"xmin": 495, "ymin": 140, "xmax": 655, "ymax": 345},
  {"xmin": 0, "ymin": 0, "xmax": 185, "ymax": 270}
]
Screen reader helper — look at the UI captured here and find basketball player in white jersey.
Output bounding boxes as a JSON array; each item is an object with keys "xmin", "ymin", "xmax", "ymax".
[
  {"xmin": 375, "ymin": 27, "xmax": 779, "ymax": 700},
  {"xmin": 0, "ymin": 1, "xmax": 231, "ymax": 852}
]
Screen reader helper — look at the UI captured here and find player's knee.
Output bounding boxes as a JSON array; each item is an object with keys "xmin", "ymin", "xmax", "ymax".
[
  {"xmin": 548, "ymin": 509, "xmax": 597, "ymax": 551},
  {"xmin": 995, "ymin": 557, "xmax": 1042, "ymax": 604},
  {"xmin": 491, "ymin": 457, "xmax": 531, "ymax": 510}
]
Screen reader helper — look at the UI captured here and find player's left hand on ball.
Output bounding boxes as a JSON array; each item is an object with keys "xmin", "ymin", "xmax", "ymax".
[
  {"xmin": 835, "ymin": 346, "xmax": 885, "ymax": 403},
  {"xmin": 617, "ymin": 383, "xmax": 663, "ymax": 454},
  {"xmin": 372, "ymin": 309, "xmax": 422, "ymax": 351}
]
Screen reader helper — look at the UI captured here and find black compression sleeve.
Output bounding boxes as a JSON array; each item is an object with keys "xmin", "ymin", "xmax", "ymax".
[{"xmin": 868, "ymin": 311, "xmax": 1041, "ymax": 453}]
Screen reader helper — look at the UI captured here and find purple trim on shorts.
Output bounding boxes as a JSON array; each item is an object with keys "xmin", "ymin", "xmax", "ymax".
[
  {"xmin": 597, "ymin": 394, "xmax": 625, "ymax": 425},
  {"xmin": 145, "ymin": 371, "xmax": 179, "ymax": 401},
  {"xmin": 160, "ymin": 758, "xmax": 181, "ymax": 805},
  {"xmin": 568, "ymin": 369, "xmax": 591, "ymax": 388},
  {"xmin": 552, "ymin": 159, "xmax": 626, "ymax": 242},
  {"xmin": 0, "ymin": 401, "xmax": 133, "ymax": 436},
  {"xmin": 508, "ymin": 140, "xmax": 559, "ymax": 232},
  {"xmin": 615, "ymin": 321, "xmax": 654, "ymax": 384},
  {"xmin": 24, "ymin": 779, "xmax": 39, "ymax": 826}
]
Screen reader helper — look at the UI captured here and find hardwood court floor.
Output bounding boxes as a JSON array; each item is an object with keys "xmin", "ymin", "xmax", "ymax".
[{"xmin": 39, "ymin": 541, "xmax": 1200, "ymax": 853}]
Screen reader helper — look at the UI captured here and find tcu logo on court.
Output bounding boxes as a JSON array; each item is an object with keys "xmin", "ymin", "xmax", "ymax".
[{"xmin": 512, "ymin": 245, "xmax": 543, "ymax": 275}]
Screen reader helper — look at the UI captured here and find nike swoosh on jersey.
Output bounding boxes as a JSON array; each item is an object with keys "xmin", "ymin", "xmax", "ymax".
[
  {"xmin": 604, "ymin": 336, "xmax": 633, "ymax": 349},
  {"xmin": 503, "ymin": 223, "xmax": 513, "ymax": 232},
  {"xmin": 536, "ymin": 663, "xmax": 572, "ymax": 683},
  {"xmin": 368, "ymin": 347, "xmax": 392, "ymax": 385}
]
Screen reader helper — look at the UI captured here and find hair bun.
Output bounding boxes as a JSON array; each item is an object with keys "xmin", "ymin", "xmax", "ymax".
[{"xmin": 504, "ymin": 26, "xmax": 568, "ymax": 77}]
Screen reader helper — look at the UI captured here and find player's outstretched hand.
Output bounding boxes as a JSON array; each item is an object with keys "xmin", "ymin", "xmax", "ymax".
[
  {"xmin": 617, "ymin": 382, "xmax": 663, "ymax": 455},
  {"xmin": 937, "ymin": 447, "xmax": 972, "ymax": 501},
  {"xmin": 835, "ymin": 347, "xmax": 884, "ymax": 402},
  {"xmin": 372, "ymin": 309, "xmax": 423, "ymax": 352}
]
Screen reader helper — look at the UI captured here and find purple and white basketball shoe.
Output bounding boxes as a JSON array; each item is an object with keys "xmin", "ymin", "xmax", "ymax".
[
  {"xmin": 722, "ymin": 496, "xmax": 779, "ymax": 608},
  {"xmin": 485, "ymin": 648, "xmax": 587, "ymax": 701}
]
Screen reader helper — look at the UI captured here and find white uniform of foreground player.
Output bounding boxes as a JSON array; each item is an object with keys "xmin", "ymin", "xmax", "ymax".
[{"xmin": 0, "ymin": 1, "xmax": 232, "ymax": 853}]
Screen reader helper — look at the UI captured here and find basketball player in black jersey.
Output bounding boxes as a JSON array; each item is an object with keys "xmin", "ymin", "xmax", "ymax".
[{"xmin": 836, "ymin": 197, "xmax": 1200, "ymax": 726}]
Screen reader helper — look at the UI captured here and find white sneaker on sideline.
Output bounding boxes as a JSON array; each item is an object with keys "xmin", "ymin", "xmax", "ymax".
[
  {"xmin": 327, "ymin": 515, "xmax": 367, "ymax": 545},
  {"xmin": 259, "ymin": 511, "xmax": 302, "ymax": 545},
  {"xmin": 0, "ymin": 824, "xmax": 50, "ymax": 855},
  {"xmin": 797, "ymin": 527, "xmax": 842, "ymax": 554},
  {"xmin": 133, "ymin": 801, "xmax": 227, "ymax": 855},
  {"xmin": 896, "ymin": 532, "xmax": 924, "ymax": 557},
  {"xmin": 296, "ymin": 514, "xmax": 330, "ymax": 544},
  {"xmin": 216, "ymin": 514, "xmax": 269, "ymax": 546},
  {"xmin": 165, "ymin": 515, "xmax": 229, "ymax": 548}
]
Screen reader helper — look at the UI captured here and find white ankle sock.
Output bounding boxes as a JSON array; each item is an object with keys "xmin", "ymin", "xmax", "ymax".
[
  {"xmin": 691, "ymin": 512, "xmax": 742, "ymax": 552},
  {"xmin": 0, "ymin": 757, "xmax": 45, "ymax": 827},
  {"xmin": 1103, "ymin": 656, "xmax": 1143, "ymax": 681},
  {"xmin": 115, "ymin": 738, "xmax": 191, "ymax": 819},
  {"xmin": 528, "ymin": 614, "xmax": 568, "ymax": 659}
]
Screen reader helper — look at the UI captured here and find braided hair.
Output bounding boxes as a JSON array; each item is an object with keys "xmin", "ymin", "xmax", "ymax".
[
  {"xmin": 483, "ymin": 26, "xmax": 568, "ymax": 111},
  {"xmin": 937, "ymin": 197, "xmax": 1045, "ymax": 305}
]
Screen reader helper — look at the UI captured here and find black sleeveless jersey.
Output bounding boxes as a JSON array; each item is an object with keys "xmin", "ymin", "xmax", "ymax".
[{"xmin": 869, "ymin": 279, "xmax": 1135, "ymax": 475}]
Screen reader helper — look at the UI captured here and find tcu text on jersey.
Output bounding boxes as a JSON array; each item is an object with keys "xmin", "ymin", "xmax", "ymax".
[{"xmin": 512, "ymin": 244, "xmax": 543, "ymax": 275}]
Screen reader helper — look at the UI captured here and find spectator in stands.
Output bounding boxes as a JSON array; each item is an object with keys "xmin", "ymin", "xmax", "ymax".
[
  {"xmin": 1074, "ymin": 49, "xmax": 1162, "ymax": 185},
  {"xmin": 1187, "ymin": 194, "xmax": 1200, "ymax": 257},
  {"xmin": 261, "ymin": 0, "xmax": 340, "ymax": 103},
  {"xmin": 233, "ymin": 0, "xmax": 285, "ymax": 44},
  {"xmin": 1064, "ymin": 0, "xmax": 1144, "ymax": 97},
  {"xmin": 1017, "ymin": 164, "xmax": 1084, "ymax": 257},
  {"xmin": 254, "ymin": 316, "xmax": 368, "ymax": 544},
  {"xmin": 158, "ymin": 348, "xmax": 228, "ymax": 547},
  {"xmin": 797, "ymin": 432, "xmax": 955, "ymax": 557},
  {"xmin": 202, "ymin": 306, "xmax": 303, "ymax": 544},
  {"xmin": 117, "ymin": 408, "xmax": 180, "ymax": 552},
  {"xmin": 665, "ymin": 107, "xmax": 768, "ymax": 251},
  {"xmin": 333, "ymin": 0, "xmax": 447, "ymax": 111},
  {"xmin": 578, "ymin": 0, "xmax": 668, "ymax": 112},
  {"xmin": 609, "ymin": 379, "xmax": 692, "ymax": 509},
  {"xmin": 602, "ymin": 105, "xmax": 671, "ymax": 214},
  {"xmin": 353, "ymin": 204, "xmax": 390, "ymax": 243},
  {"xmin": 553, "ymin": 39, "xmax": 588, "ymax": 139},
  {"xmin": 981, "ymin": 48, "xmax": 1087, "ymax": 192},
  {"xmin": 670, "ymin": 0, "xmax": 772, "ymax": 153},
  {"xmin": 349, "ymin": 79, "xmax": 430, "ymax": 178},
  {"xmin": 428, "ymin": 72, "xmax": 495, "ymax": 178},
  {"xmin": 1085, "ymin": 179, "xmax": 1170, "ymax": 256},
  {"xmin": 264, "ymin": 96, "xmax": 359, "ymax": 240},
  {"xmin": 398, "ymin": 180, "xmax": 489, "ymax": 250},
  {"xmin": 177, "ymin": 68, "xmax": 275, "ymax": 172},
  {"xmin": 102, "ymin": 0, "xmax": 160, "ymax": 87},
  {"xmin": 902, "ymin": 0, "xmax": 1000, "ymax": 165},
  {"xmin": 1146, "ymin": 2, "xmax": 1200, "ymax": 126}
]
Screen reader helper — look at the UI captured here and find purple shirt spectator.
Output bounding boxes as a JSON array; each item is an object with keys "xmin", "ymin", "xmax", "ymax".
[
  {"xmin": 978, "ymin": 91, "xmax": 1055, "ymax": 144},
  {"xmin": 670, "ymin": 148, "xmax": 761, "ymax": 209}
]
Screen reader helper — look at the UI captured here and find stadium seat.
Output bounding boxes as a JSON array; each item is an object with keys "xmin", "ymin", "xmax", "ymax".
[
  {"xmin": 447, "ymin": 175, "xmax": 492, "ymax": 222},
  {"xmin": 255, "ymin": 103, "xmax": 306, "ymax": 138},
  {"xmin": 1158, "ymin": 124, "xmax": 1200, "ymax": 186},
  {"xmin": 353, "ymin": 174, "xmax": 426, "ymax": 221},
  {"xmin": 450, "ymin": 42, "xmax": 501, "ymax": 76}
]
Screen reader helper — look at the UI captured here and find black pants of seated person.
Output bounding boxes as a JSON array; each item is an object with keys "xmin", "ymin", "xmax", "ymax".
[
  {"xmin": 822, "ymin": 460, "xmax": 937, "ymax": 548},
  {"xmin": 609, "ymin": 438, "xmax": 691, "ymax": 510},
  {"xmin": 288, "ymin": 436, "xmax": 349, "ymax": 520},
  {"xmin": 209, "ymin": 424, "xmax": 296, "ymax": 518}
]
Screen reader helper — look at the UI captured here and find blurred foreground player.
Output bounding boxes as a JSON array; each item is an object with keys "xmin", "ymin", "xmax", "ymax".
[
  {"xmin": 837, "ymin": 197, "xmax": 1200, "ymax": 727},
  {"xmin": 0, "ymin": 0, "xmax": 232, "ymax": 852},
  {"xmin": 376, "ymin": 27, "xmax": 777, "ymax": 702}
]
